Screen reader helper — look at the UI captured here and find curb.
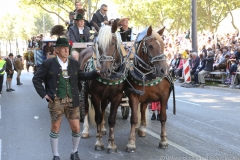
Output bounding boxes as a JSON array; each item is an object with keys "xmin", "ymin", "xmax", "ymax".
[{"xmin": 174, "ymin": 82, "xmax": 240, "ymax": 92}]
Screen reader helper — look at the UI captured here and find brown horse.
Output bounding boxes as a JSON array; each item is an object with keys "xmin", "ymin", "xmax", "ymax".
[
  {"xmin": 81, "ymin": 20, "xmax": 127, "ymax": 153},
  {"xmin": 125, "ymin": 26, "xmax": 176, "ymax": 152}
]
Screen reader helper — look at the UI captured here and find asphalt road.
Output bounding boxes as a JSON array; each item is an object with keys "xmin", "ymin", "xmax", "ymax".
[{"xmin": 0, "ymin": 71, "xmax": 240, "ymax": 160}]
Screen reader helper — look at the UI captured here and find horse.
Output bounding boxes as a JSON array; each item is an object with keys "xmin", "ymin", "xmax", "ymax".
[
  {"xmin": 79, "ymin": 20, "xmax": 128, "ymax": 153},
  {"xmin": 124, "ymin": 26, "xmax": 176, "ymax": 152}
]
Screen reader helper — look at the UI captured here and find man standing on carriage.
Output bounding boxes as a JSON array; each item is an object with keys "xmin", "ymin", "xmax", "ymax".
[
  {"xmin": 32, "ymin": 25, "xmax": 101, "ymax": 160},
  {"xmin": 118, "ymin": 18, "xmax": 134, "ymax": 42},
  {"xmin": 91, "ymin": 4, "xmax": 109, "ymax": 27}
]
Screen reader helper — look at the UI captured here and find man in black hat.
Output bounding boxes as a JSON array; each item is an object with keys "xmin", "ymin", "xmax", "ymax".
[
  {"xmin": 69, "ymin": 14, "xmax": 91, "ymax": 42},
  {"xmin": 32, "ymin": 36, "xmax": 100, "ymax": 160},
  {"xmin": 5, "ymin": 53, "xmax": 15, "ymax": 92},
  {"xmin": 91, "ymin": 4, "xmax": 108, "ymax": 27}
]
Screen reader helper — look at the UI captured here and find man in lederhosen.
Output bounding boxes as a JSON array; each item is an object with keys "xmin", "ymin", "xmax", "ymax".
[{"xmin": 32, "ymin": 35, "xmax": 100, "ymax": 160}]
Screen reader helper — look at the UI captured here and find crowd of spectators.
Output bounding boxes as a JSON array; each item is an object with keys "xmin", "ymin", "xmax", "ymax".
[{"xmin": 165, "ymin": 29, "xmax": 240, "ymax": 88}]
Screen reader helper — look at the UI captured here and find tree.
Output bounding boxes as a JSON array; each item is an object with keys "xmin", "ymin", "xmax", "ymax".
[
  {"xmin": 0, "ymin": 14, "xmax": 16, "ymax": 52},
  {"xmin": 114, "ymin": 0, "xmax": 240, "ymax": 32},
  {"xmin": 19, "ymin": 0, "xmax": 100, "ymax": 23},
  {"xmin": 32, "ymin": 12, "xmax": 55, "ymax": 36}
]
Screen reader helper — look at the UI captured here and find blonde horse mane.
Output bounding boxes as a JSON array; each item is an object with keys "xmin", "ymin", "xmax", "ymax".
[{"xmin": 96, "ymin": 25, "xmax": 122, "ymax": 64}]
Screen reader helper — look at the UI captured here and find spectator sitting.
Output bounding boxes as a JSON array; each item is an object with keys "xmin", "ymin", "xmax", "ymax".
[
  {"xmin": 190, "ymin": 52, "xmax": 200, "ymax": 75},
  {"xmin": 169, "ymin": 54, "xmax": 177, "ymax": 78},
  {"xmin": 193, "ymin": 54, "xmax": 205, "ymax": 85},
  {"xmin": 235, "ymin": 46, "xmax": 240, "ymax": 63},
  {"xmin": 175, "ymin": 53, "xmax": 184, "ymax": 79},
  {"xmin": 229, "ymin": 58, "xmax": 238, "ymax": 88},
  {"xmin": 197, "ymin": 51, "xmax": 214, "ymax": 87},
  {"xmin": 214, "ymin": 47, "xmax": 229, "ymax": 71}
]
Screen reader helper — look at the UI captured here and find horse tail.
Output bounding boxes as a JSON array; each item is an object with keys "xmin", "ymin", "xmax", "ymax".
[
  {"xmin": 172, "ymin": 83, "xmax": 176, "ymax": 115},
  {"xmin": 88, "ymin": 95, "xmax": 96, "ymax": 126}
]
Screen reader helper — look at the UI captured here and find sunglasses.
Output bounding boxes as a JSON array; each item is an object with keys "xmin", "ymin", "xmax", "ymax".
[{"xmin": 102, "ymin": 9, "xmax": 108, "ymax": 12}]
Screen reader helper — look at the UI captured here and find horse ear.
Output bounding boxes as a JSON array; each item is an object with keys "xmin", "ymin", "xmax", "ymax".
[
  {"xmin": 147, "ymin": 26, "xmax": 152, "ymax": 36},
  {"xmin": 92, "ymin": 22, "xmax": 100, "ymax": 32},
  {"xmin": 157, "ymin": 26, "xmax": 165, "ymax": 36},
  {"xmin": 111, "ymin": 20, "xmax": 118, "ymax": 33}
]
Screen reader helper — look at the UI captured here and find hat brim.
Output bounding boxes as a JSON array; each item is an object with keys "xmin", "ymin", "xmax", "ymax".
[
  {"xmin": 53, "ymin": 44, "xmax": 70, "ymax": 47},
  {"xmin": 117, "ymin": 18, "xmax": 130, "ymax": 25},
  {"xmin": 74, "ymin": 18, "xmax": 85, "ymax": 21}
]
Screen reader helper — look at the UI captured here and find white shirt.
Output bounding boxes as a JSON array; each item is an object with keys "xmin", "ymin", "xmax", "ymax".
[
  {"xmin": 57, "ymin": 56, "xmax": 68, "ymax": 70},
  {"xmin": 8, "ymin": 58, "xmax": 14, "ymax": 70},
  {"xmin": 78, "ymin": 27, "xmax": 84, "ymax": 34}
]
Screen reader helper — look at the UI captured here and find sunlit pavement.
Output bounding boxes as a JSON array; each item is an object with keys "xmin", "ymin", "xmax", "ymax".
[{"xmin": 0, "ymin": 71, "xmax": 240, "ymax": 160}]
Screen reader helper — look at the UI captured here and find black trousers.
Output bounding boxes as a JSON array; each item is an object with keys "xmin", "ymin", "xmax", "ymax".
[
  {"xmin": 194, "ymin": 71, "xmax": 200, "ymax": 84},
  {"xmin": 0, "ymin": 75, "xmax": 4, "ymax": 92}
]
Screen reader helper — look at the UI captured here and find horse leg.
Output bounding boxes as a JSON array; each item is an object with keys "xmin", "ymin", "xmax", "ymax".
[
  {"xmin": 82, "ymin": 91, "xmax": 90, "ymax": 139},
  {"xmin": 126, "ymin": 95, "xmax": 139, "ymax": 153},
  {"xmin": 158, "ymin": 97, "xmax": 168, "ymax": 149},
  {"xmin": 138, "ymin": 102, "xmax": 148, "ymax": 137},
  {"xmin": 91, "ymin": 95, "xmax": 104, "ymax": 151},
  {"xmin": 107, "ymin": 95, "xmax": 122, "ymax": 154},
  {"xmin": 101, "ymin": 100, "xmax": 108, "ymax": 135}
]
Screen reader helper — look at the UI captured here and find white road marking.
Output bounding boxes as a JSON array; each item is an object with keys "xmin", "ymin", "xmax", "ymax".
[
  {"xmin": 146, "ymin": 129, "xmax": 207, "ymax": 160},
  {"xmin": 0, "ymin": 139, "xmax": 2, "ymax": 160},
  {"xmin": 105, "ymin": 109, "xmax": 205, "ymax": 159},
  {"xmin": 170, "ymin": 98, "xmax": 201, "ymax": 106}
]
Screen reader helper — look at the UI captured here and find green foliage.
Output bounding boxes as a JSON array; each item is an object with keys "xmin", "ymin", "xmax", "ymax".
[
  {"xmin": 0, "ymin": 14, "xmax": 15, "ymax": 41},
  {"xmin": 19, "ymin": 0, "xmax": 101, "ymax": 22},
  {"xmin": 114, "ymin": 0, "xmax": 240, "ymax": 32},
  {"xmin": 32, "ymin": 13, "xmax": 55, "ymax": 36}
]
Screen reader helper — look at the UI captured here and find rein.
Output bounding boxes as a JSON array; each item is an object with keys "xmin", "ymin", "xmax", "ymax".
[
  {"xmin": 126, "ymin": 34, "xmax": 167, "ymax": 95},
  {"xmin": 98, "ymin": 33, "xmax": 123, "ymax": 72}
]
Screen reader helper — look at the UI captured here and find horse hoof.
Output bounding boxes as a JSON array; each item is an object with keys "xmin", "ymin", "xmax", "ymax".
[
  {"xmin": 125, "ymin": 147, "xmax": 136, "ymax": 153},
  {"xmin": 138, "ymin": 130, "xmax": 146, "ymax": 137},
  {"xmin": 95, "ymin": 145, "xmax": 105, "ymax": 151},
  {"xmin": 107, "ymin": 148, "xmax": 117, "ymax": 154},
  {"xmin": 101, "ymin": 131, "xmax": 107, "ymax": 135},
  {"xmin": 158, "ymin": 142, "xmax": 168, "ymax": 149},
  {"xmin": 81, "ymin": 133, "xmax": 90, "ymax": 139}
]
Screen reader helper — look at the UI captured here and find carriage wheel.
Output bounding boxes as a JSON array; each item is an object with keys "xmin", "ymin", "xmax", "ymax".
[{"xmin": 121, "ymin": 105, "xmax": 129, "ymax": 119}]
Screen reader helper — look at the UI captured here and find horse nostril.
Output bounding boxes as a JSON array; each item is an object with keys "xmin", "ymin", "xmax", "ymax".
[
  {"xmin": 161, "ymin": 69, "xmax": 165, "ymax": 74},
  {"xmin": 107, "ymin": 69, "xmax": 111, "ymax": 74}
]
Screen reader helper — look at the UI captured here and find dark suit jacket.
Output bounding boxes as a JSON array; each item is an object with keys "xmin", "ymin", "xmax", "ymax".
[
  {"xmin": 32, "ymin": 57, "xmax": 99, "ymax": 107},
  {"xmin": 69, "ymin": 25, "xmax": 91, "ymax": 42},
  {"xmin": 91, "ymin": 10, "xmax": 108, "ymax": 27},
  {"xmin": 203, "ymin": 56, "xmax": 214, "ymax": 71},
  {"xmin": 5, "ymin": 58, "xmax": 14, "ymax": 73},
  {"xmin": 191, "ymin": 56, "xmax": 200, "ymax": 71}
]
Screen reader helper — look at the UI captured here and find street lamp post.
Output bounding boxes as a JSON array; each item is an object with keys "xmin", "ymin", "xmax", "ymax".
[
  {"xmin": 191, "ymin": 0, "xmax": 198, "ymax": 53},
  {"xmin": 88, "ymin": 0, "xmax": 91, "ymax": 21}
]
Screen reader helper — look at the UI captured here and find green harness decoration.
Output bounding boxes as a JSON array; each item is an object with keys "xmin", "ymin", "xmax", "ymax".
[
  {"xmin": 85, "ymin": 57, "xmax": 126, "ymax": 86},
  {"xmin": 129, "ymin": 73, "xmax": 162, "ymax": 86}
]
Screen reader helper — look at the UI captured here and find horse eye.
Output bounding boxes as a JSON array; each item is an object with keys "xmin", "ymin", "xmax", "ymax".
[{"xmin": 148, "ymin": 45, "xmax": 154, "ymax": 49}]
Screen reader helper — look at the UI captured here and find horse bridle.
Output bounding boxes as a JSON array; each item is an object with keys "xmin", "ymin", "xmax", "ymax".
[
  {"xmin": 98, "ymin": 33, "xmax": 123, "ymax": 71},
  {"xmin": 141, "ymin": 35, "xmax": 167, "ymax": 64}
]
